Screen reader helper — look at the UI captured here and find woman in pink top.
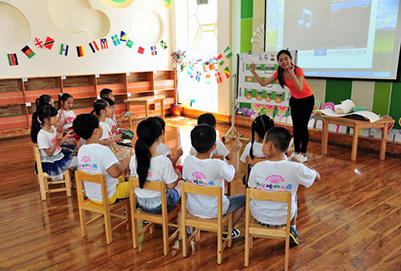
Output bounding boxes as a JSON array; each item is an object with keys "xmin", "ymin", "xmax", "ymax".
[{"xmin": 249, "ymin": 49, "xmax": 314, "ymax": 162}]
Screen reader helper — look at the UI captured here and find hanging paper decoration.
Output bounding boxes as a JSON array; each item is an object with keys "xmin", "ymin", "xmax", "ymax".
[
  {"xmin": 159, "ymin": 0, "xmax": 171, "ymax": 8},
  {"xmin": 138, "ymin": 46, "xmax": 144, "ymax": 54},
  {"xmin": 217, "ymin": 54, "xmax": 224, "ymax": 66},
  {"xmin": 224, "ymin": 46, "xmax": 233, "ymax": 59},
  {"xmin": 126, "ymin": 40, "xmax": 133, "ymax": 48},
  {"xmin": 264, "ymin": 105, "xmax": 275, "ymax": 117},
  {"xmin": 34, "ymin": 38, "xmax": 43, "ymax": 49},
  {"xmin": 21, "ymin": 45, "xmax": 35, "ymax": 59},
  {"xmin": 312, "ymin": 100, "xmax": 320, "ymax": 116},
  {"xmin": 100, "ymin": 38, "xmax": 108, "ymax": 49},
  {"xmin": 205, "ymin": 74, "xmax": 211, "ymax": 85},
  {"xmin": 160, "ymin": 40, "xmax": 168, "ymax": 49},
  {"xmin": 187, "ymin": 65, "xmax": 193, "ymax": 77},
  {"xmin": 209, "ymin": 62, "xmax": 215, "ymax": 70},
  {"xmin": 111, "ymin": 34, "xmax": 120, "ymax": 46},
  {"xmin": 195, "ymin": 71, "xmax": 201, "ymax": 82},
  {"xmin": 151, "ymin": 46, "xmax": 157, "ymax": 56},
  {"xmin": 76, "ymin": 46, "xmax": 85, "ymax": 57},
  {"xmin": 224, "ymin": 67, "xmax": 230, "ymax": 78},
  {"xmin": 322, "ymin": 102, "xmax": 335, "ymax": 111},
  {"xmin": 277, "ymin": 106, "xmax": 288, "ymax": 122},
  {"xmin": 120, "ymin": 31, "xmax": 127, "ymax": 42},
  {"xmin": 44, "ymin": 37, "xmax": 55, "ymax": 50},
  {"xmin": 59, "ymin": 44, "xmax": 69, "ymax": 56},
  {"xmin": 89, "ymin": 41, "xmax": 100, "ymax": 53},
  {"xmin": 215, "ymin": 72, "xmax": 222, "ymax": 83},
  {"xmin": 7, "ymin": 54, "xmax": 18, "ymax": 66}
]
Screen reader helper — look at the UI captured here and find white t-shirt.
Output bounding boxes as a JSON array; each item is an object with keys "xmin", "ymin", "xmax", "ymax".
[
  {"xmin": 190, "ymin": 140, "xmax": 230, "ymax": 158},
  {"xmin": 157, "ymin": 142, "xmax": 172, "ymax": 157},
  {"xmin": 130, "ymin": 155, "xmax": 178, "ymax": 198},
  {"xmin": 100, "ymin": 121, "xmax": 113, "ymax": 141},
  {"xmin": 240, "ymin": 142, "xmax": 265, "ymax": 162},
  {"xmin": 105, "ymin": 117, "xmax": 115, "ymax": 131},
  {"xmin": 78, "ymin": 143, "xmax": 119, "ymax": 202},
  {"xmin": 58, "ymin": 109, "xmax": 76, "ymax": 130},
  {"xmin": 182, "ymin": 155, "xmax": 235, "ymax": 218},
  {"xmin": 37, "ymin": 126, "xmax": 62, "ymax": 160},
  {"xmin": 248, "ymin": 160, "xmax": 317, "ymax": 225}
]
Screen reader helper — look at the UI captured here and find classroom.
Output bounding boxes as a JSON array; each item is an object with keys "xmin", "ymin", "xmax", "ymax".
[{"xmin": 0, "ymin": 0, "xmax": 400, "ymax": 270}]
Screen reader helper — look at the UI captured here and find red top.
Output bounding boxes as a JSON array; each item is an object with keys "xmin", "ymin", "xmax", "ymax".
[{"xmin": 273, "ymin": 67, "xmax": 313, "ymax": 99}]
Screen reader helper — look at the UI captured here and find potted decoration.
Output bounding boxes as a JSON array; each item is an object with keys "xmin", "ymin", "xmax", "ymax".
[{"xmin": 170, "ymin": 50, "xmax": 186, "ymax": 116}]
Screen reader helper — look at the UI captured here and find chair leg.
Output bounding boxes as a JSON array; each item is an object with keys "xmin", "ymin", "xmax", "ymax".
[
  {"xmin": 162, "ymin": 222, "xmax": 169, "ymax": 256},
  {"xmin": 132, "ymin": 216, "xmax": 139, "ymax": 248},
  {"xmin": 149, "ymin": 223, "xmax": 155, "ymax": 235},
  {"xmin": 285, "ymin": 233, "xmax": 290, "ymax": 271},
  {"xmin": 228, "ymin": 213, "xmax": 233, "ymax": 248},
  {"xmin": 39, "ymin": 176, "xmax": 47, "ymax": 201},
  {"xmin": 182, "ymin": 222, "xmax": 188, "ymax": 257},
  {"xmin": 244, "ymin": 232, "xmax": 250, "ymax": 266},
  {"xmin": 64, "ymin": 169, "xmax": 72, "ymax": 197},
  {"xmin": 79, "ymin": 208, "xmax": 88, "ymax": 237},
  {"xmin": 217, "ymin": 225, "xmax": 223, "ymax": 264},
  {"xmin": 195, "ymin": 228, "xmax": 200, "ymax": 241},
  {"xmin": 104, "ymin": 213, "xmax": 113, "ymax": 244},
  {"xmin": 178, "ymin": 213, "xmax": 182, "ymax": 240}
]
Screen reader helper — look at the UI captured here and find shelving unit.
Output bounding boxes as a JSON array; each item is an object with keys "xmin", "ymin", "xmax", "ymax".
[{"xmin": 0, "ymin": 70, "xmax": 176, "ymax": 138}]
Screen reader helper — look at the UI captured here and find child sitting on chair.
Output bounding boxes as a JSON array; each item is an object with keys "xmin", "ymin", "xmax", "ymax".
[
  {"xmin": 183, "ymin": 124, "xmax": 244, "ymax": 239},
  {"xmin": 189, "ymin": 113, "xmax": 231, "ymax": 160},
  {"xmin": 73, "ymin": 114, "xmax": 131, "ymax": 205},
  {"xmin": 247, "ymin": 127, "xmax": 320, "ymax": 245}
]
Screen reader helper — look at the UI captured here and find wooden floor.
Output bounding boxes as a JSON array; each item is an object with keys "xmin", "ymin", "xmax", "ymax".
[{"xmin": 0, "ymin": 116, "xmax": 400, "ymax": 270}]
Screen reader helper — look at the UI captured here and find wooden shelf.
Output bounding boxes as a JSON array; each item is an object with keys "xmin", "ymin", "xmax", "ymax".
[{"xmin": 0, "ymin": 70, "xmax": 176, "ymax": 138}]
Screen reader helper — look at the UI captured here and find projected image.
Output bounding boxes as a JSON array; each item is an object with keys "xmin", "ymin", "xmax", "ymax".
[{"xmin": 265, "ymin": 0, "xmax": 401, "ymax": 80}]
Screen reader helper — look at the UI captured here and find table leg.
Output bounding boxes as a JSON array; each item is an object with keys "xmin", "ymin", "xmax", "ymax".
[
  {"xmin": 161, "ymin": 99, "xmax": 165, "ymax": 119},
  {"xmin": 322, "ymin": 119, "xmax": 329, "ymax": 154},
  {"xmin": 145, "ymin": 101, "xmax": 149, "ymax": 118},
  {"xmin": 380, "ymin": 124, "xmax": 389, "ymax": 160},
  {"xmin": 351, "ymin": 125, "xmax": 359, "ymax": 161}
]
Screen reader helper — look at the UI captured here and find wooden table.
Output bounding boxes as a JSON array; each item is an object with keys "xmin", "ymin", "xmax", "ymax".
[
  {"xmin": 321, "ymin": 115, "xmax": 394, "ymax": 161},
  {"xmin": 124, "ymin": 95, "xmax": 165, "ymax": 129}
]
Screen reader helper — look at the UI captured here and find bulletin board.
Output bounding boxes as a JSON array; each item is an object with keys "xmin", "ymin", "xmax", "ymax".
[{"xmin": 236, "ymin": 51, "xmax": 297, "ymax": 107}]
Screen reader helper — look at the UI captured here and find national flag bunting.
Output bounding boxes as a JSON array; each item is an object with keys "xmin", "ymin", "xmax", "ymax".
[
  {"xmin": 215, "ymin": 72, "xmax": 222, "ymax": 83},
  {"xmin": 100, "ymin": 38, "xmax": 108, "ymax": 49},
  {"xmin": 151, "ymin": 46, "xmax": 157, "ymax": 56},
  {"xmin": 195, "ymin": 71, "xmax": 201, "ymax": 82},
  {"xmin": 76, "ymin": 46, "xmax": 85, "ymax": 57},
  {"xmin": 44, "ymin": 37, "xmax": 55, "ymax": 50},
  {"xmin": 224, "ymin": 46, "xmax": 232, "ymax": 59},
  {"xmin": 89, "ymin": 41, "xmax": 100, "ymax": 53},
  {"xmin": 209, "ymin": 62, "xmax": 215, "ymax": 70},
  {"xmin": 217, "ymin": 54, "xmax": 224, "ymax": 66},
  {"xmin": 7, "ymin": 54, "xmax": 18, "ymax": 66},
  {"xmin": 59, "ymin": 44, "xmax": 69, "ymax": 56},
  {"xmin": 187, "ymin": 66, "xmax": 193, "ymax": 77},
  {"xmin": 34, "ymin": 38, "xmax": 43, "ymax": 49},
  {"xmin": 21, "ymin": 45, "xmax": 35, "ymax": 59},
  {"xmin": 111, "ymin": 34, "xmax": 120, "ymax": 46},
  {"xmin": 160, "ymin": 40, "xmax": 168, "ymax": 49},
  {"xmin": 205, "ymin": 74, "xmax": 211, "ymax": 85},
  {"xmin": 120, "ymin": 31, "xmax": 127, "ymax": 42},
  {"xmin": 202, "ymin": 62, "xmax": 208, "ymax": 72},
  {"xmin": 138, "ymin": 47, "xmax": 144, "ymax": 54},
  {"xmin": 126, "ymin": 40, "xmax": 133, "ymax": 48},
  {"xmin": 224, "ymin": 67, "xmax": 230, "ymax": 78}
]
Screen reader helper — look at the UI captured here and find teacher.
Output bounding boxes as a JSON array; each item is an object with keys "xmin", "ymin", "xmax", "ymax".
[{"xmin": 249, "ymin": 49, "xmax": 314, "ymax": 162}]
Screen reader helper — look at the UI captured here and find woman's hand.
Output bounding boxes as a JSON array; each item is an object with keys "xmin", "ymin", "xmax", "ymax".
[
  {"xmin": 249, "ymin": 63, "xmax": 255, "ymax": 72},
  {"xmin": 288, "ymin": 65, "xmax": 296, "ymax": 78}
]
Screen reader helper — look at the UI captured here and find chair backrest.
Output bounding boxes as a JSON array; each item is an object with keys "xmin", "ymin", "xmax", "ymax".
[
  {"xmin": 33, "ymin": 144, "xmax": 44, "ymax": 175},
  {"xmin": 181, "ymin": 182, "xmax": 223, "ymax": 222},
  {"xmin": 75, "ymin": 170, "xmax": 109, "ymax": 209},
  {"xmin": 245, "ymin": 156, "xmax": 267, "ymax": 184}
]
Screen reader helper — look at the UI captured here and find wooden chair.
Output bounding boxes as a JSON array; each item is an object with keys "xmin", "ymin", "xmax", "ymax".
[
  {"xmin": 181, "ymin": 182, "xmax": 233, "ymax": 264},
  {"xmin": 244, "ymin": 188, "xmax": 292, "ymax": 270},
  {"xmin": 33, "ymin": 144, "xmax": 71, "ymax": 200},
  {"xmin": 129, "ymin": 177, "xmax": 180, "ymax": 256},
  {"xmin": 212, "ymin": 155, "xmax": 231, "ymax": 196},
  {"xmin": 244, "ymin": 156, "xmax": 267, "ymax": 184},
  {"xmin": 75, "ymin": 171, "xmax": 130, "ymax": 244}
]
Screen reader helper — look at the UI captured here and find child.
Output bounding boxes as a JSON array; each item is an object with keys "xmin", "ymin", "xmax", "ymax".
[
  {"xmin": 91, "ymin": 99, "xmax": 121, "ymax": 146},
  {"xmin": 103, "ymin": 97, "xmax": 118, "ymax": 134},
  {"xmin": 73, "ymin": 114, "xmax": 131, "ymax": 204},
  {"xmin": 58, "ymin": 93, "xmax": 80, "ymax": 146},
  {"xmin": 31, "ymin": 104, "xmax": 77, "ymax": 181},
  {"xmin": 130, "ymin": 118, "xmax": 183, "ymax": 213},
  {"xmin": 35, "ymin": 94, "xmax": 55, "ymax": 108},
  {"xmin": 189, "ymin": 113, "xmax": 231, "ymax": 160},
  {"xmin": 150, "ymin": 116, "xmax": 183, "ymax": 166},
  {"xmin": 247, "ymin": 127, "xmax": 321, "ymax": 245},
  {"xmin": 100, "ymin": 88, "xmax": 115, "ymax": 101},
  {"xmin": 183, "ymin": 124, "xmax": 244, "ymax": 239}
]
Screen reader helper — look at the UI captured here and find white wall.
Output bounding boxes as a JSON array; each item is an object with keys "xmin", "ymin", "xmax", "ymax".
[{"xmin": 0, "ymin": 0, "xmax": 172, "ymax": 79}]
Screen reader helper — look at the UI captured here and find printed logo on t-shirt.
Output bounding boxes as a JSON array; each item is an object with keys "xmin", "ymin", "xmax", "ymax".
[
  {"xmin": 145, "ymin": 171, "xmax": 161, "ymax": 182},
  {"xmin": 50, "ymin": 137, "xmax": 61, "ymax": 151},
  {"xmin": 255, "ymin": 174, "xmax": 292, "ymax": 191},
  {"xmin": 66, "ymin": 116, "xmax": 74, "ymax": 123},
  {"xmin": 79, "ymin": 156, "xmax": 98, "ymax": 171},
  {"xmin": 185, "ymin": 171, "xmax": 215, "ymax": 186}
]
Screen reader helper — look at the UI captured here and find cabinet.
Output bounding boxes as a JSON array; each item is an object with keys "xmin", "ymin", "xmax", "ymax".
[{"xmin": 0, "ymin": 70, "xmax": 176, "ymax": 138}]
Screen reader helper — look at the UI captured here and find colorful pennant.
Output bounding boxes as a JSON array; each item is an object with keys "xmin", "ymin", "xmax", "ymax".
[
  {"xmin": 59, "ymin": 44, "xmax": 69, "ymax": 56},
  {"xmin": 76, "ymin": 46, "xmax": 85, "ymax": 57},
  {"xmin": 138, "ymin": 47, "xmax": 144, "ymax": 54},
  {"xmin": 224, "ymin": 46, "xmax": 232, "ymax": 59},
  {"xmin": 44, "ymin": 37, "xmax": 55, "ymax": 50},
  {"xmin": 111, "ymin": 34, "xmax": 120, "ymax": 46},
  {"xmin": 224, "ymin": 66, "xmax": 230, "ymax": 78},
  {"xmin": 100, "ymin": 38, "xmax": 108, "ymax": 49},
  {"xmin": 215, "ymin": 72, "xmax": 222, "ymax": 83},
  {"xmin": 195, "ymin": 71, "xmax": 201, "ymax": 82},
  {"xmin": 7, "ymin": 54, "xmax": 18, "ymax": 66},
  {"xmin": 217, "ymin": 54, "xmax": 224, "ymax": 66},
  {"xmin": 89, "ymin": 41, "xmax": 100, "ymax": 53},
  {"xmin": 120, "ymin": 31, "xmax": 127, "ymax": 42},
  {"xmin": 126, "ymin": 40, "xmax": 133, "ymax": 48},
  {"xmin": 160, "ymin": 40, "xmax": 168, "ymax": 49},
  {"xmin": 151, "ymin": 46, "xmax": 157, "ymax": 56},
  {"xmin": 209, "ymin": 62, "xmax": 215, "ymax": 70},
  {"xmin": 21, "ymin": 45, "xmax": 35, "ymax": 59},
  {"xmin": 205, "ymin": 74, "xmax": 211, "ymax": 85},
  {"xmin": 34, "ymin": 38, "xmax": 43, "ymax": 49}
]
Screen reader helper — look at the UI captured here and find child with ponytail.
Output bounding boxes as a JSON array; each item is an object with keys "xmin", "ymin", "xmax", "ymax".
[
  {"xmin": 31, "ymin": 104, "xmax": 77, "ymax": 181},
  {"xmin": 130, "ymin": 118, "xmax": 183, "ymax": 214},
  {"xmin": 58, "ymin": 93, "xmax": 79, "ymax": 146}
]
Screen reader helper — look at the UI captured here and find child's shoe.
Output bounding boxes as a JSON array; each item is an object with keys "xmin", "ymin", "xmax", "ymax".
[
  {"xmin": 222, "ymin": 228, "xmax": 240, "ymax": 240},
  {"xmin": 289, "ymin": 226, "xmax": 299, "ymax": 246}
]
